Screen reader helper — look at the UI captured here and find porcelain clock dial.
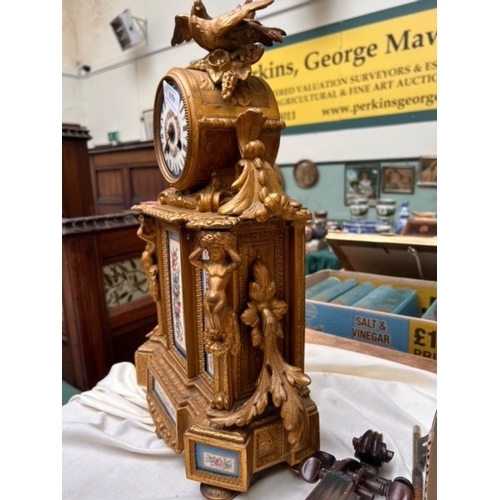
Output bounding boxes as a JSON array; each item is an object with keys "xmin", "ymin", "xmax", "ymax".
[{"xmin": 158, "ymin": 81, "xmax": 188, "ymax": 182}]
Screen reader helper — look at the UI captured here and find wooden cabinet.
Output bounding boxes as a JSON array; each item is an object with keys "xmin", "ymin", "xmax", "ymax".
[
  {"xmin": 62, "ymin": 124, "xmax": 96, "ymax": 217},
  {"xmin": 89, "ymin": 141, "xmax": 169, "ymax": 214},
  {"xmin": 63, "ymin": 138, "xmax": 167, "ymax": 390},
  {"xmin": 62, "ymin": 212, "xmax": 158, "ymax": 391}
]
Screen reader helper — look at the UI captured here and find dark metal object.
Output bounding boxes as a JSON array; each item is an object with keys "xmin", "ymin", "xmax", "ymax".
[{"xmin": 297, "ymin": 430, "xmax": 415, "ymax": 500}]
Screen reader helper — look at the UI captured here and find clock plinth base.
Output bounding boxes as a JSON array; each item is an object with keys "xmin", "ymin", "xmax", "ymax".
[
  {"xmin": 133, "ymin": 197, "xmax": 320, "ymax": 495},
  {"xmin": 184, "ymin": 400, "xmax": 320, "ymax": 494},
  {"xmin": 139, "ymin": 330, "xmax": 320, "ymax": 495}
]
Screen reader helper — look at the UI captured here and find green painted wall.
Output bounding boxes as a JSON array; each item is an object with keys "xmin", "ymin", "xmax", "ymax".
[{"xmin": 281, "ymin": 159, "xmax": 437, "ymax": 222}]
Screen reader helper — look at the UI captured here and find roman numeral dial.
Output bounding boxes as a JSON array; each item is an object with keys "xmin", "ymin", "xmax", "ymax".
[
  {"xmin": 160, "ymin": 90, "xmax": 189, "ymax": 180},
  {"xmin": 158, "ymin": 82, "xmax": 189, "ymax": 181},
  {"xmin": 153, "ymin": 67, "xmax": 283, "ymax": 192}
]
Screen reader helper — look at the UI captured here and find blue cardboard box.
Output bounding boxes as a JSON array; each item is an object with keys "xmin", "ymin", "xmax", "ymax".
[{"xmin": 305, "ymin": 270, "xmax": 437, "ymax": 360}]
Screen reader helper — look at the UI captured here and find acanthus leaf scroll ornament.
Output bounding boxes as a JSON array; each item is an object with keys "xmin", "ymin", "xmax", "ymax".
[
  {"xmin": 171, "ymin": 0, "xmax": 286, "ymax": 100},
  {"xmin": 158, "ymin": 173, "xmax": 233, "ymax": 212},
  {"xmin": 208, "ymin": 254, "xmax": 311, "ymax": 451},
  {"xmin": 218, "ymin": 109, "xmax": 307, "ymax": 222}
]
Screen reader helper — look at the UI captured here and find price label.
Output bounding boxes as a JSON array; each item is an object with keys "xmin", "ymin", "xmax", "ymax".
[
  {"xmin": 163, "ymin": 80, "xmax": 180, "ymax": 113},
  {"xmin": 409, "ymin": 319, "xmax": 437, "ymax": 360}
]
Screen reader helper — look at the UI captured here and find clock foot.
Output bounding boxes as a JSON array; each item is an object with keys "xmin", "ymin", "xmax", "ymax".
[{"xmin": 200, "ymin": 483, "xmax": 238, "ymax": 499}]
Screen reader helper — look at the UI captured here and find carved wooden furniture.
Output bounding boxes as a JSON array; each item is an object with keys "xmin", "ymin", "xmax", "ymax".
[
  {"xmin": 62, "ymin": 212, "xmax": 157, "ymax": 391},
  {"xmin": 89, "ymin": 141, "xmax": 169, "ymax": 215},
  {"xmin": 62, "ymin": 123, "xmax": 95, "ymax": 218}
]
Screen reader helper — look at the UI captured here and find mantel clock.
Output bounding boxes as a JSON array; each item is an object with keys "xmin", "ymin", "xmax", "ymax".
[{"xmin": 134, "ymin": 1, "xmax": 320, "ymax": 498}]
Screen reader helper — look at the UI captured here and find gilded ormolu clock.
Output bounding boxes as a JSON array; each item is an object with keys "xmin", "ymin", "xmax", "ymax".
[{"xmin": 134, "ymin": 1, "xmax": 320, "ymax": 498}]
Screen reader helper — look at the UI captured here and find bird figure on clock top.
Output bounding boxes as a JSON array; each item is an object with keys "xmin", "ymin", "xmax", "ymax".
[{"xmin": 171, "ymin": 0, "xmax": 286, "ymax": 100}]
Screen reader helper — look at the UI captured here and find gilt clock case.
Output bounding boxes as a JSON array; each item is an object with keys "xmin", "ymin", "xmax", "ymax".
[{"xmin": 153, "ymin": 67, "xmax": 284, "ymax": 192}]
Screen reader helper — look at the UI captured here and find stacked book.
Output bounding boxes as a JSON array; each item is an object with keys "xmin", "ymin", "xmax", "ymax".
[
  {"xmin": 305, "ymin": 271, "xmax": 437, "ymax": 357},
  {"xmin": 306, "ymin": 277, "xmax": 358, "ymax": 302},
  {"xmin": 307, "ymin": 277, "xmax": 422, "ymax": 318}
]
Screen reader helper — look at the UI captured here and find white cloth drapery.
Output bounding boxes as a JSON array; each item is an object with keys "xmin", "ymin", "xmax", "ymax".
[{"xmin": 62, "ymin": 342, "xmax": 437, "ymax": 499}]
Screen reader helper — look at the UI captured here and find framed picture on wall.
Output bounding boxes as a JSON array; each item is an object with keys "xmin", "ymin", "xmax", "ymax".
[
  {"xmin": 142, "ymin": 109, "xmax": 154, "ymax": 141},
  {"xmin": 417, "ymin": 156, "xmax": 437, "ymax": 186},
  {"xmin": 381, "ymin": 166, "xmax": 415, "ymax": 194},
  {"xmin": 344, "ymin": 164, "xmax": 379, "ymax": 206}
]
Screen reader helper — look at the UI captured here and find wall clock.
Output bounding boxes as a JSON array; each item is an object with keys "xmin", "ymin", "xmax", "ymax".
[{"xmin": 294, "ymin": 160, "xmax": 319, "ymax": 188}]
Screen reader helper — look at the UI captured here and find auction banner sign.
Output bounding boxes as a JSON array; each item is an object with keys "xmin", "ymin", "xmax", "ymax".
[{"xmin": 254, "ymin": 1, "xmax": 437, "ymax": 134}]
